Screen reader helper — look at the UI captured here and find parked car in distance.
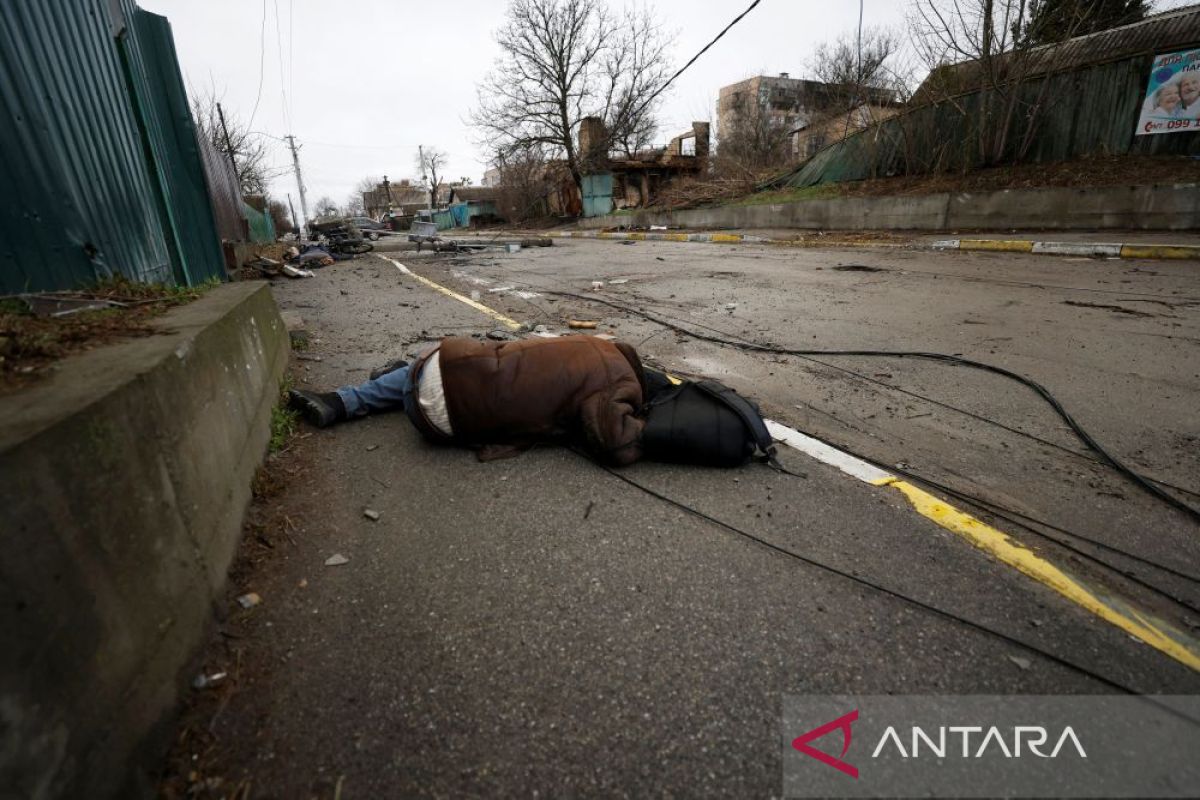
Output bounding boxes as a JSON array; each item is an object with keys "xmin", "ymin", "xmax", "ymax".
[{"xmin": 349, "ymin": 216, "xmax": 387, "ymax": 239}]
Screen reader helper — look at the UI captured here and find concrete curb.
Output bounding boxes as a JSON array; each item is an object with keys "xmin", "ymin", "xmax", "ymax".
[
  {"xmin": 0, "ymin": 282, "xmax": 289, "ymax": 799},
  {"xmin": 931, "ymin": 238, "xmax": 1200, "ymax": 260},
  {"xmin": 556, "ymin": 229, "xmax": 1200, "ymax": 260}
]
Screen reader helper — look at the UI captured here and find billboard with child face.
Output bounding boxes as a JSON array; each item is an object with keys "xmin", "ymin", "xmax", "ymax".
[{"xmin": 1136, "ymin": 49, "xmax": 1200, "ymax": 135}]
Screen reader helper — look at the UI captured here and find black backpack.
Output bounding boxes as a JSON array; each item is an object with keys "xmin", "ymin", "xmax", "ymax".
[{"xmin": 640, "ymin": 377, "xmax": 778, "ymax": 468}]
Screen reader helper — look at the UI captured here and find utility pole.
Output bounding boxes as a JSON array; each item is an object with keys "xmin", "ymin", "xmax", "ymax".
[
  {"xmin": 215, "ymin": 102, "xmax": 239, "ymax": 180},
  {"xmin": 382, "ymin": 174, "xmax": 393, "ymax": 214},
  {"xmin": 284, "ymin": 134, "xmax": 310, "ymax": 234},
  {"xmin": 418, "ymin": 145, "xmax": 430, "ymax": 210}
]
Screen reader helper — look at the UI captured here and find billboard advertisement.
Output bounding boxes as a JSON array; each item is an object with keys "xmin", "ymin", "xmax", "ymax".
[{"xmin": 1135, "ymin": 49, "xmax": 1200, "ymax": 135}]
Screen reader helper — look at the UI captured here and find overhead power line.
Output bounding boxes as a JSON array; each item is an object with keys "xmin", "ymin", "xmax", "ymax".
[
  {"xmin": 246, "ymin": 0, "xmax": 268, "ymax": 130},
  {"xmin": 634, "ymin": 0, "xmax": 764, "ymax": 118},
  {"xmin": 273, "ymin": 0, "xmax": 291, "ymax": 130}
]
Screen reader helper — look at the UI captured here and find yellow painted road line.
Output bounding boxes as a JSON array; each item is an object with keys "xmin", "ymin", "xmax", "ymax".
[
  {"xmin": 764, "ymin": 421, "xmax": 1200, "ymax": 673},
  {"xmin": 959, "ymin": 239, "xmax": 1035, "ymax": 253},
  {"xmin": 1120, "ymin": 244, "xmax": 1200, "ymax": 261},
  {"xmin": 380, "ymin": 256, "xmax": 522, "ymax": 330},
  {"xmin": 373, "ymin": 258, "xmax": 1200, "ymax": 672},
  {"xmin": 881, "ymin": 478, "xmax": 1200, "ymax": 672}
]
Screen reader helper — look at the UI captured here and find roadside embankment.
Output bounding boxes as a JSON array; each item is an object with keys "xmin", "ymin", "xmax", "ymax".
[
  {"xmin": 0, "ymin": 282, "xmax": 288, "ymax": 799},
  {"xmin": 578, "ymin": 183, "xmax": 1200, "ymax": 233}
]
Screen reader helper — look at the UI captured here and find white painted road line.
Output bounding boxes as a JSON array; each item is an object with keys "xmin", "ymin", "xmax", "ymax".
[{"xmin": 764, "ymin": 419, "xmax": 892, "ymax": 484}]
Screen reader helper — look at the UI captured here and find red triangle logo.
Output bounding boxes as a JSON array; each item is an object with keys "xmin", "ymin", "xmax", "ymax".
[{"xmin": 791, "ymin": 709, "xmax": 859, "ymax": 779}]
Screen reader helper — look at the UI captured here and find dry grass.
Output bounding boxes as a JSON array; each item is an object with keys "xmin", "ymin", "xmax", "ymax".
[
  {"xmin": 817, "ymin": 155, "xmax": 1200, "ymax": 198},
  {"xmin": 0, "ymin": 276, "xmax": 217, "ymax": 393}
]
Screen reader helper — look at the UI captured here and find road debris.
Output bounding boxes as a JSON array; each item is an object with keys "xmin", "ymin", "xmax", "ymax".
[
  {"xmin": 568, "ymin": 320, "xmax": 599, "ymax": 329},
  {"xmin": 325, "ymin": 553, "xmax": 350, "ymax": 566},
  {"xmin": 363, "ymin": 509, "xmax": 381, "ymax": 521},
  {"xmin": 591, "ymin": 281, "xmax": 604, "ymax": 290},
  {"xmin": 192, "ymin": 671, "xmax": 227, "ymax": 690},
  {"xmin": 365, "ymin": 444, "xmax": 379, "ymax": 451},
  {"xmin": 1061, "ymin": 300, "xmax": 1154, "ymax": 317},
  {"xmin": 282, "ymin": 264, "xmax": 315, "ymax": 279},
  {"xmin": 1007, "ymin": 655, "xmax": 1033, "ymax": 670},
  {"xmin": 236, "ymin": 592, "xmax": 262, "ymax": 609}
]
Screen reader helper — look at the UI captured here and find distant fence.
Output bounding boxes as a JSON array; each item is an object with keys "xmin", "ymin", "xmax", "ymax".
[
  {"xmin": 783, "ymin": 51, "xmax": 1200, "ymax": 189},
  {"xmin": 0, "ymin": 0, "xmax": 228, "ymax": 292},
  {"xmin": 240, "ymin": 201, "xmax": 276, "ymax": 244},
  {"xmin": 199, "ymin": 136, "xmax": 249, "ymax": 244}
]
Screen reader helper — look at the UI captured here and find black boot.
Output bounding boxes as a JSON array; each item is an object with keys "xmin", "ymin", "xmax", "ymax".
[{"xmin": 288, "ymin": 389, "xmax": 347, "ymax": 428}]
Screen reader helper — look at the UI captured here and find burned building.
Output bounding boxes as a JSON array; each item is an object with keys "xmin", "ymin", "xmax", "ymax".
[{"xmin": 577, "ymin": 118, "xmax": 710, "ymax": 215}]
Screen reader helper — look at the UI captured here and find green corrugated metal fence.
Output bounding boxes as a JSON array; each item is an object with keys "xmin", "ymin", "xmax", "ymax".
[
  {"xmin": 784, "ymin": 52, "xmax": 1200, "ymax": 189},
  {"xmin": 119, "ymin": 2, "xmax": 226, "ymax": 286},
  {"xmin": 0, "ymin": 0, "xmax": 225, "ymax": 293},
  {"xmin": 241, "ymin": 201, "xmax": 276, "ymax": 244}
]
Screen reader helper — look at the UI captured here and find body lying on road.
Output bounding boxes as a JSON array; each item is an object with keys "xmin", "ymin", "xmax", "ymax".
[{"xmin": 289, "ymin": 334, "xmax": 777, "ymax": 468}]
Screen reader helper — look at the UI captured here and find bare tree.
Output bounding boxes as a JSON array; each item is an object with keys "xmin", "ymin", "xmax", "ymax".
[
  {"xmin": 473, "ymin": 0, "xmax": 672, "ymax": 195},
  {"xmin": 794, "ymin": 27, "xmax": 910, "ymax": 165},
  {"xmin": 267, "ymin": 199, "xmax": 293, "ymax": 234},
  {"xmin": 808, "ymin": 27, "xmax": 906, "ymax": 114},
  {"xmin": 191, "ymin": 91, "xmax": 284, "ymax": 195},
  {"xmin": 415, "ymin": 147, "xmax": 447, "ymax": 210},
  {"xmin": 345, "ymin": 176, "xmax": 380, "ymax": 217},
  {"xmin": 908, "ymin": 0, "xmax": 1099, "ymax": 166},
  {"xmin": 715, "ymin": 103, "xmax": 795, "ymax": 174},
  {"xmin": 492, "ymin": 145, "xmax": 555, "ymax": 222},
  {"xmin": 312, "ymin": 196, "xmax": 340, "ymax": 218}
]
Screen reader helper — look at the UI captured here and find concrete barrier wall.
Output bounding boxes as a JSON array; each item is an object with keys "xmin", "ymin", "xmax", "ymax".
[
  {"xmin": 0, "ymin": 283, "xmax": 288, "ymax": 799},
  {"xmin": 578, "ymin": 183, "xmax": 1200, "ymax": 232}
]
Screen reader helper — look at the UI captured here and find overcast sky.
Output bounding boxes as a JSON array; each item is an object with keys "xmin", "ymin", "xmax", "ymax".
[{"xmin": 139, "ymin": 0, "xmax": 1187, "ymax": 213}]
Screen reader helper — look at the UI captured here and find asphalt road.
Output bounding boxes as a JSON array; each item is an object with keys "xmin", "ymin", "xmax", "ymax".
[{"xmin": 168, "ymin": 240, "xmax": 1200, "ymax": 798}]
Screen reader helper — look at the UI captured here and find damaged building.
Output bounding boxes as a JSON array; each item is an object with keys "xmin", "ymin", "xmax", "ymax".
[
  {"xmin": 575, "ymin": 117, "xmax": 711, "ymax": 216},
  {"xmin": 718, "ymin": 73, "xmax": 901, "ymax": 161}
]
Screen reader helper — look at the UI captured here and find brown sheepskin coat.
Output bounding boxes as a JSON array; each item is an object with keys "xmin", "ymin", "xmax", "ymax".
[{"xmin": 407, "ymin": 335, "xmax": 646, "ymax": 465}]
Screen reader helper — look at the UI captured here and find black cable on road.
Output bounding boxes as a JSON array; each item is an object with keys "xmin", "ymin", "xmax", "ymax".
[
  {"xmin": 420, "ymin": 263, "xmax": 1199, "ymax": 607},
  {"xmin": 586, "ymin": 455, "xmax": 1138, "ymax": 695},
  {"xmin": 503, "ymin": 264, "xmax": 1200, "ymax": 502},
  {"xmin": 546, "ymin": 290, "xmax": 1200, "ymax": 525},
  {"xmin": 780, "ymin": 433, "xmax": 1200, "ymax": 611},
  {"xmin": 625, "ymin": 292, "xmax": 1200, "ymax": 503}
]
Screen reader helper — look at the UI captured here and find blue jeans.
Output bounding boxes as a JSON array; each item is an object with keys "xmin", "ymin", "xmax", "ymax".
[{"xmin": 336, "ymin": 364, "xmax": 414, "ymax": 417}]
